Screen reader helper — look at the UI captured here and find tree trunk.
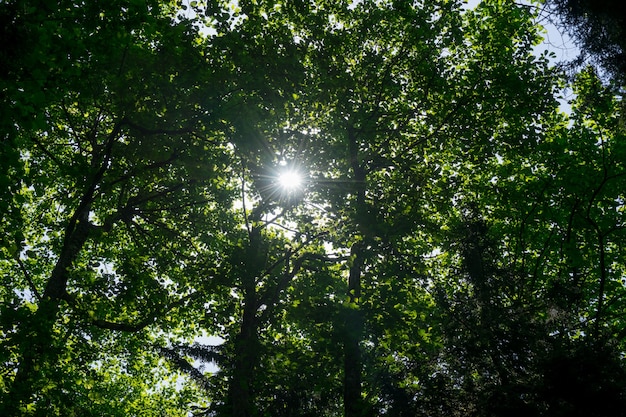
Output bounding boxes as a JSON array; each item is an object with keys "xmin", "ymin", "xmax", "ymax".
[
  {"xmin": 230, "ymin": 297, "xmax": 259, "ymax": 417},
  {"xmin": 343, "ymin": 242, "xmax": 365, "ymax": 417},
  {"xmin": 2, "ymin": 211, "xmax": 92, "ymax": 414},
  {"xmin": 2, "ymin": 298, "xmax": 61, "ymax": 415},
  {"xmin": 343, "ymin": 126, "xmax": 367, "ymax": 417},
  {"xmin": 228, "ymin": 226, "xmax": 264, "ymax": 417}
]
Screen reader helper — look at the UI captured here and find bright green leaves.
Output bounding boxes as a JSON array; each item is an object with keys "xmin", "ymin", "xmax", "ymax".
[
  {"xmin": 4, "ymin": 0, "xmax": 626, "ymax": 415},
  {"xmin": 0, "ymin": 0, "xmax": 241, "ymax": 413}
]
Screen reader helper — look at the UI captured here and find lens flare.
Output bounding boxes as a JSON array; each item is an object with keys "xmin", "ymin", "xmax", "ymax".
[{"xmin": 277, "ymin": 170, "xmax": 303, "ymax": 191}]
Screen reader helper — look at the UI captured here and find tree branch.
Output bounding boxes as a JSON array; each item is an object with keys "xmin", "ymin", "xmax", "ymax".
[
  {"xmin": 258, "ymin": 252, "xmax": 331, "ymax": 322},
  {"xmin": 81, "ymin": 292, "xmax": 200, "ymax": 333},
  {"xmin": 16, "ymin": 258, "xmax": 42, "ymax": 301},
  {"xmin": 157, "ymin": 345, "xmax": 212, "ymax": 391},
  {"xmin": 124, "ymin": 119, "xmax": 194, "ymax": 136}
]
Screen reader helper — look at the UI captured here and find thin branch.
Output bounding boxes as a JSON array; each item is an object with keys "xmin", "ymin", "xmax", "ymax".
[
  {"xmin": 258, "ymin": 251, "xmax": 332, "ymax": 322},
  {"xmin": 124, "ymin": 119, "xmax": 194, "ymax": 136},
  {"xmin": 239, "ymin": 156, "xmax": 252, "ymax": 235},
  {"xmin": 157, "ymin": 345, "xmax": 212, "ymax": 391},
  {"xmin": 16, "ymin": 258, "xmax": 42, "ymax": 301},
  {"xmin": 60, "ymin": 101, "xmax": 85, "ymax": 145},
  {"xmin": 530, "ymin": 226, "xmax": 556, "ymax": 291},
  {"xmin": 105, "ymin": 151, "xmax": 180, "ymax": 188},
  {"xmin": 87, "ymin": 292, "xmax": 200, "ymax": 332},
  {"xmin": 30, "ymin": 135, "xmax": 64, "ymax": 168}
]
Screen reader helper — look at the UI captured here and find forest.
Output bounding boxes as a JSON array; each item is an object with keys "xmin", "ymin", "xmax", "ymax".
[{"xmin": 1, "ymin": 0, "xmax": 626, "ymax": 416}]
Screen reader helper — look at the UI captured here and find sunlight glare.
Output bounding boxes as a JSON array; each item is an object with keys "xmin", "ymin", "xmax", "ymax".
[{"xmin": 277, "ymin": 170, "xmax": 303, "ymax": 191}]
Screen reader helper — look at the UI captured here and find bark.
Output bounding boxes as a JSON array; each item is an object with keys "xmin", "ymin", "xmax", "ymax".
[
  {"xmin": 343, "ymin": 242, "xmax": 365, "ymax": 417},
  {"xmin": 2, "ymin": 211, "xmax": 92, "ymax": 414},
  {"xmin": 343, "ymin": 125, "xmax": 367, "ymax": 417},
  {"xmin": 228, "ymin": 226, "xmax": 264, "ymax": 417},
  {"xmin": 230, "ymin": 298, "xmax": 259, "ymax": 417}
]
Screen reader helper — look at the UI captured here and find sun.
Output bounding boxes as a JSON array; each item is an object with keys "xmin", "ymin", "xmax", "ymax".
[{"xmin": 277, "ymin": 169, "xmax": 303, "ymax": 191}]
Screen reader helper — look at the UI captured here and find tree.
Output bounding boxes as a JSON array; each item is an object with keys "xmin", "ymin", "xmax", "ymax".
[
  {"xmin": 542, "ymin": 0, "xmax": 626, "ymax": 83},
  {"xmin": 3, "ymin": 0, "xmax": 626, "ymax": 415},
  {"xmin": 176, "ymin": 1, "xmax": 556, "ymax": 416},
  {"xmin": 0, "ymin": 0, "xmax": 246, "ymax": 413},
  {"xmin": 287, "ymin": 1, "xmax": 557, "ymax": 415},
  {"xmin": 431, "ymin": 66, "xmax": 626, "ymax": 417}
]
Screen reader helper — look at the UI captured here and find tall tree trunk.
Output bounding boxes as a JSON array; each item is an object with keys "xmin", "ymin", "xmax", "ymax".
[
  {"xmin": 3, "ymin": 298, "xmax": 62, "ymax": 415},
  {"xmin": 343, "ymin": 242, "xmax": 365, "ymax": 417},
  {"xmin": 343, "ymin": 126, "xmax": 367, "ymax": 417},
  {"xmin": 2, "ymin": 210, "xmax": 92, "ymax": 414},
  {"xmin": 230, "ymin": 295, "xmax": 259, "ymax": 417},
  {"xmin": 228, "ymin": 226, "xmax": 264, "ymax": 417}
]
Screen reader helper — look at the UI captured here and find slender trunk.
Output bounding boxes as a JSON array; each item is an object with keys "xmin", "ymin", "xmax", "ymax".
[
  {"xmin": 230, "ymin": 294, "xmax": 259, "ymax": 417},
  {"xmin": 343, "ymin": 242, "xmax": 365, "ymax": 417},
  {"xmin": 343, "ymin": 125, "xmax": 366, "ymax": 417},
  {"xmin": 3, "ymin": 124, "xmax": 121, "ymax": 413},
  {"xmin": 228, "ymin": 227, "xmax": 264, "ymax": 417}
]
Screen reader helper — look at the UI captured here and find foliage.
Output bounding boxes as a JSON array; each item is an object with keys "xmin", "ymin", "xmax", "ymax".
[{"xmin": 1, "ymin": 0, "xmax": 626, "ymax": 416}]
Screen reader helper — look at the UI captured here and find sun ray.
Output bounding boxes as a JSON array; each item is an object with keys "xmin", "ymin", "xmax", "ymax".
[{"xmin": 277, "ymin": 170, "xmax": 303, "ymax": 191}]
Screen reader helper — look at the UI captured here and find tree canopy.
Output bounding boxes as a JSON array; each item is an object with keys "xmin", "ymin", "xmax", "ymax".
[
  {"xmin": 1, "ymin": 0, "xmax": 626, "ymax": 416},
  {"xmin": 542, "ymin": 0, "xmax": 626, "ymax": 84}
]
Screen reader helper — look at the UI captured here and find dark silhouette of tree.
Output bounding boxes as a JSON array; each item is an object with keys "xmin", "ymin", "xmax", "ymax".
[{"xmin": 544, "ymin": 0, "xmax": 626, "ymax": 82}]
